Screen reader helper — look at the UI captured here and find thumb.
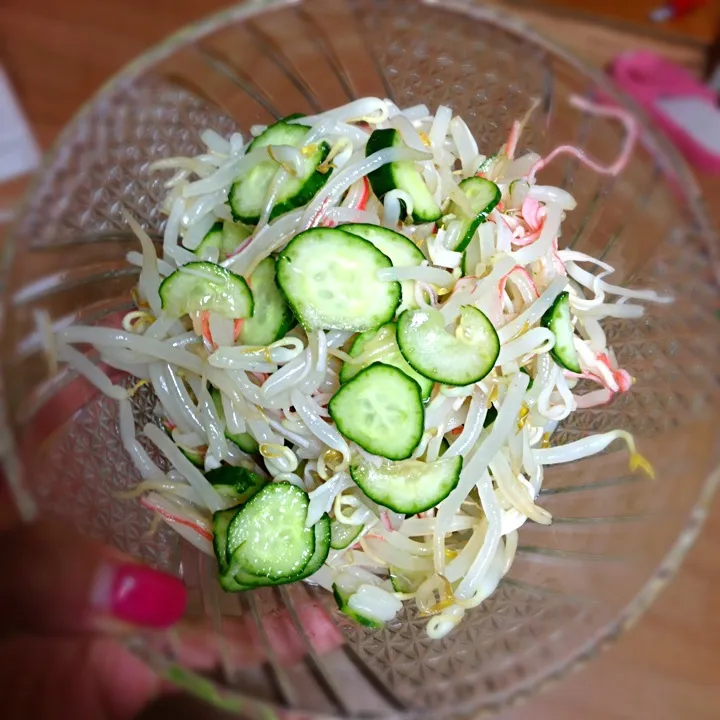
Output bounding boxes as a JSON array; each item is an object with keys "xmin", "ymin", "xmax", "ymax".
[{"xmin": 0, "ymin": 519, "xmax": 187, "ymax": 636}]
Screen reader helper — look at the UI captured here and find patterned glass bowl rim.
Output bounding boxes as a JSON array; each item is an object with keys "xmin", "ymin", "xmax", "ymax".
[{"xmin": 3, "ymin": 0, "xmax": 719, "ymax": 715}]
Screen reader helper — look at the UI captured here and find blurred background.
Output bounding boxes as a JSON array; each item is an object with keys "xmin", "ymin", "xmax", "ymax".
[{"xmin": 1, "ymin": 0, "xmax": 719, "ymax": 718}]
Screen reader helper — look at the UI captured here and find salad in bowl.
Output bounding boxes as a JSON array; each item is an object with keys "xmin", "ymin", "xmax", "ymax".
[{"xmin": 42, "ymin": 96, "xmax": 668, "ymax": 639}]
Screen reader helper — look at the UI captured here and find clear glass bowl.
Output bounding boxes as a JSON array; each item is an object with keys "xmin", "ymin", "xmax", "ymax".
[{"xmin": 2, "ymin": 1, "xmax": 719, "ymax": 718}]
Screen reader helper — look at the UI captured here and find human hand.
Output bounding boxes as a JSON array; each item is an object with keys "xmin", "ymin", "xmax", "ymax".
[
  {"xmin": 0, "ymin": 513, "xmax": 188, "ymax": 720},
  {"xmin": 0, "ymin": 487, "xmax": 343, "ymax": 720}
]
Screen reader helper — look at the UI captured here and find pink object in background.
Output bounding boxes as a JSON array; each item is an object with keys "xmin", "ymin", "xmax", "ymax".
[{"xmin": 610, "ymin": 51, "xmax": 720, "ymax": 174}]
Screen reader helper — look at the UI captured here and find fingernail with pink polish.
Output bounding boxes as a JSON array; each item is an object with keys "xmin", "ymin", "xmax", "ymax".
[{"xmin": 93, "ymin": 563, "xmax": 187, "ymax": 628}]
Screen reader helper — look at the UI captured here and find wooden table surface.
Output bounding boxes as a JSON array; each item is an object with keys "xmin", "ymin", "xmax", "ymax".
[
  {"xmin": 509, "ymin": 0, "xmax": 720, "ymax": 45},
  {"xmin": 1, "ymin": 1, "xmax": 719, "ymax": 718}
]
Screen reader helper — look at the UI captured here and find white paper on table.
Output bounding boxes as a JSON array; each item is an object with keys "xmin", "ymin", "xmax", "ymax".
[
  {"xmin": 655, "ymin": 96, "xmax": 720, "ymax": 157},
  {"xmin": 0, "ymin": 66, "xmax": 40, "ymax": 183}
]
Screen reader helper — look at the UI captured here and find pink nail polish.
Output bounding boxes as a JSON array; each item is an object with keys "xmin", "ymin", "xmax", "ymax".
[{"xmin": 93, "ymin": 563, "xmax": 187, "ymax": 628}]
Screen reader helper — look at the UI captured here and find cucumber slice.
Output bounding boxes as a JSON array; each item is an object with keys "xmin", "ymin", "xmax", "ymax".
[
  {"xmin": 213, "ymin": 508, "xmax": 238, "ymax": 575},
  {"xmin": 520, "ymin": 366, "xmax": 534, "ymax": 390},
  {"xmin": 238, "ymin": 256, "xmax": 295, "ymax": 346},
  {"xmin": 447, "ymin": 177, "xmax": 501, "ymax": 252},
  {"xmin": 439, "ymin": 437, "xmax": 450, "ymax": 456},
  {"xmin": 228, "ymin": 432, "xmax": 259, "ymax": 454},
  {"xmin": 330, "ymin": 519, "xmax": 363, "ymax": 550},
  {"xmin": 163, "ymin": 420, "xmax": 206, "ymax": 467},
  {"xmin": 229, "ymin": 118, "xmax": 330, "ymax": 224},
  {"xmin": 246, "ymin": 114, "xmax": 306, "ymax": 152},
  {"xmin": 210, "ymin": 388, "xmax": 260, "ymax": 454},
  {"xmin": 329, "ymin": 363, "xmax": 424, "ymax": 461},
  {"xmin": 339, "ymin": 323, "xmax": 434, "ymax": 401},
  {"xmin": 483, "ymin": 405, "xmax": 498, "ymax": 428},
  {"xmin": 299, "ymin": 514, "xmax": 331, "ymax": 578},
  {"xmin": 223, "ymin": 222, "xmax": 252, "ymax": 257},
  {"xmin": 476, "ymin": 154, "xmax": 499, "ymax": 176},
  {"xmin": 461, "ymin": 231, "xmax": 482, "ymax": 276},
  {"xmin": 390, "ymin": 567, "xmax": 425, "ymax": 593},
  {"xmin": 350, "ymin": 455, "xmax": 462, "ymax": 514},
  {"xmin": 227, "ymin": 482, "xmax": 314, "ymax": 580},
  {"xmin": 205, "ymin": 465, "xmax": 267, "ymax": 504},
  {"xmin": 227, "ymin": 568, "xmax": 272, "ymax": 588},
  {"xmin": 541, "ymin": 291, "xmax": 581, "ymax": 373},
  {"xmin": 332, "ymin": 585, "xmax": 383, "ymax": 628},
  {"xmin": 332, "ymin": 572, "xmax": 397, "ymax": 628},
  {"xmin": 193, "ymin": 221, "xmax": 224, "ymax": 260},
  {"xmin": 219, "ymin": 573, "xmax": 252, "ymax": 592},
  {"xmin": 365, "ymin": 129, "xmax": 441, "ymax": 223},
  {"xmin": 397, "ymin": 306, "xmax": 499, "ymax": 386},
  {"xmin": 276, "ymin": 228, "xmax": 401, "ymax": 332},
  {"xmin": 341, "ymin": 223, "xmax": 425, "ymax": 267},
  {"xmin": 180, "ymin": 446, "xmax": 205, "ymax": 468},
  {"xmin": 509, "ymin": 178, "xmax": 529, "ymax": 199},
  {"xmin": 341, "ymin": 223, "xmax": 425, "ymax": 308},
  {"xmin": 228, "ymin": 514, "xmax": 331, "ymax": 588},
  {"xmin": 225, "ymin": 432, "xmax": 259, "ymax": 455},
  {"xmin": 193, "ymin": 221, "xmax": 252, "ymax": 262},
  {"xmin": 159, "ymin": 261, "xmax": 253, "ymax": 320},
  {"xmin": 340, "ymin": 326, "xmax": 386, "ymax": 380}
]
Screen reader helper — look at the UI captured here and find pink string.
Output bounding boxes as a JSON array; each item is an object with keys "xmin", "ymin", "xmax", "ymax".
[
  {"xmin": 356, "ymin": 177, "xmax": 370, "ymax": 211},
  {"xmin": 528, "ymin": 95, "xmax": 638, "ymax": 183},
  {"xmin": 506, "ymin": 120, "xmax": 521, "ymax": 160},
  {"xmin": 225, "ymin": 234, "xmax": 253, "ymax": 259},
  {"xmin": 380, "ymin": 512, "xmax": 394, "ymax": 533},
  {"xmin": 139, "ymin": 497, "xmax": 213, "ymax": 541},
  {"xmin": 498, "ymin": 265, "xmax": 539, "ymax": 300}
]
